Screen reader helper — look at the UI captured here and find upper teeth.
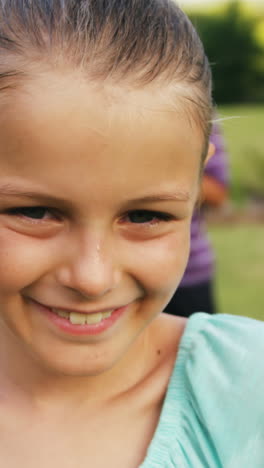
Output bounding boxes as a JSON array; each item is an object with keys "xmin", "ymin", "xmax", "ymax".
[{"xmin": 52, "ymin": 309, "xmax": 113, "ymax": 325}]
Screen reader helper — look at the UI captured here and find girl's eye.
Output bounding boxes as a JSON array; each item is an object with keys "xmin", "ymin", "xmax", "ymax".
[
  {"xmin": 126, "ymin": 210, "xmax": 172, "ymax": 224},
  {"xmin": 7, "ymin": 206, "xmax": 54, "ymax": 220}
]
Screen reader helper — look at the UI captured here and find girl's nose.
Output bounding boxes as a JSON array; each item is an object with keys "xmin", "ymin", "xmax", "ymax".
[{"xmin": 55, "ymin": 235, "xmax": 120, "ymax": 299}]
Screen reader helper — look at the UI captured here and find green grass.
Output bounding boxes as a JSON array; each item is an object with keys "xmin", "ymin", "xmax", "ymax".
[
  {"xmin": 218, "ymin": 105, "xmax": 264, "ymax": 204},
  {"xmin": 209, "ymin": 224, "xmax": 264, "ymax": 321}
]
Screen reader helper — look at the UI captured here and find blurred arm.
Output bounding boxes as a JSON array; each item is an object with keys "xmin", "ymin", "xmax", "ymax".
[
  {"xmin": 201, "ymin": 174, "xmax": 228, "ymax": 207},
  {"xmin": 201, "ymin": 118, "xmax": 230, "ymax": 207}
]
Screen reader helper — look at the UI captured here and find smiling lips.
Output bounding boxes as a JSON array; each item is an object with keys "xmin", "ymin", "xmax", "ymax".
[
  {"xmin": 52, "ymin": 308, "xmax": 114, "ymax": 325},
  {"xmin": 30, "ymin": 298, "xmax": 129, "ymax": 335}
]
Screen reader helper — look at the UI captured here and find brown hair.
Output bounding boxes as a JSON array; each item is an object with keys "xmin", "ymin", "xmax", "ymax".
[{"xmin": 0, "ymin": 0, "xmax": 213, "ymax": 148}]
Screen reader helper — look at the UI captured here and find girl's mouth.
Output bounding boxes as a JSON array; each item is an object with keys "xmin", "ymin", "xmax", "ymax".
[
  {"xmin": 31, "ymin": 299, "xmax": 128, "ymax": 336},
  {"xmin": 51, "ymin": 307, "xmax": 114, "ymax": 325}
]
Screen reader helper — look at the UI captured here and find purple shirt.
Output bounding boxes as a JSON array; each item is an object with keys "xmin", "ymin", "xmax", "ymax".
[{"xmin": 179, "ymin": 122, "xmax": 229, "ymax": 287}]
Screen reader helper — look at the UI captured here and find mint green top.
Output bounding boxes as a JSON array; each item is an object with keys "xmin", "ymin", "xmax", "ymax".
[{"xmin": 140, "ymin": 313, "xmax": 264, "ymax": 468}]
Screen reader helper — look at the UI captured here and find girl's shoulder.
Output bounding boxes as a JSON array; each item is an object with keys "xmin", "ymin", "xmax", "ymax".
[
  {"xmin": 178, "ymin": 313, "xmax": 264, "ymax": 466},
  {"xmin": 161, "ymin": 311, "xmax": 264, "ymax": 384},
  {"xmin": 141, "ymin": 313, "xmax": 264, "ymax": 468},
  {"xmin": 179, "ymin": 311, "xmax": 264, "ymax": 365},
  {"xmin": 176, "ymin": 312, "xmax": 264, "ymax": 400},
  {"xmin": 180, "ymin": 312, "xmax": 264, "ymax": 383}
]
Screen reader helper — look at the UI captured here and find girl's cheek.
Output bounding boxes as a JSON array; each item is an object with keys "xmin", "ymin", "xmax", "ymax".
[
  {"xmin": 0, "ymin": 230, "xmax": 56, "ymax": 292},
  {"xmin": 127, "ymin": 228, "xmax": 190, "ymax": 290}
]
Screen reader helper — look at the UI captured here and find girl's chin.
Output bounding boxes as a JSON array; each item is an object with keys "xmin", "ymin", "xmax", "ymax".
[
  {"xmin": 34, "ymin": 351, "xmax": 117, "ymax": 377},
  {"xmin": 26, "ymin": 337, "xmax": 124, "ymax": 378}
]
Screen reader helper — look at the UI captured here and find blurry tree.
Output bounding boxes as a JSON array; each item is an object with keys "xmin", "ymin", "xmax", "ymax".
[{"xmin": 189, "ymin": 1, "xmax": 264, "ymax": 103}]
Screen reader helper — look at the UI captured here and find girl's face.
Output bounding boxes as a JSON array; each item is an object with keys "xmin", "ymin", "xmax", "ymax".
[{"xmin": 0, "ymin": 73, "xmax": 207, "ymax": 376}]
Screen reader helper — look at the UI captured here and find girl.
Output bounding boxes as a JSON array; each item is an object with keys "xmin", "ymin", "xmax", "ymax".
[{"xmin": 0, "ymin": 1, "xmax": 263, "ymax": 467}]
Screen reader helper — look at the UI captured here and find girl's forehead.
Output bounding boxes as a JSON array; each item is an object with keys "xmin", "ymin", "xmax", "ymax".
[
  {"xmin": 8, "ymin": 71, "xmax": 203, "ymax": 149},
  {"xmin": 1, "ymin": 74, "xmax": 203, "ymax": 199}
]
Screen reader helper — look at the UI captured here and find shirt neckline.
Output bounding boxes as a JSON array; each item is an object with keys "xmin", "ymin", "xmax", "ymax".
[{"xmin": 139, "ymin": 312, "xmax": 208, "ymax": 467}]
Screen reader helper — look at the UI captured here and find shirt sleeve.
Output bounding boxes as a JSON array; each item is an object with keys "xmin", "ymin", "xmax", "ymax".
[{"xmin": 182, "ymin": 313, "xmax": 264, "ymax": 468}]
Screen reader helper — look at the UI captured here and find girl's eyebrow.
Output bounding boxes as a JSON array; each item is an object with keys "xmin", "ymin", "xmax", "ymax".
[
  {"xmin": 0, "ymin": 184, "xmax": 190, "ymax": 204},
  {"xmin": 0, "ymin": 184, "xmax": 65, "ymax": 204},
  {"xmin": 128, "ymin": 192, "xmax": 191, "ymax": 203}
]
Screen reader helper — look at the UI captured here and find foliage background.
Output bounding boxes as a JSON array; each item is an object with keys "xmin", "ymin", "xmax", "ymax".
[
  {"xmin": 181, "ymin": 1, "xmax": 264, "ymax": 321},
  {"xmin": 187, "ymin": 1, "xmax": 264, "ymax": 104}
]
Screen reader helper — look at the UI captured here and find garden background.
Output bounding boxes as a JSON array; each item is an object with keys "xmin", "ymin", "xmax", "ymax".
[{"xmin": 180, "ymin": 0, "xmax": 264, "ymax": 320}]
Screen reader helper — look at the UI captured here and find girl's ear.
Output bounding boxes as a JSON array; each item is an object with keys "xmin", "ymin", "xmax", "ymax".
[{"xmin": 204, "ymin": 142, "xmax": 215, "ymax": 166}]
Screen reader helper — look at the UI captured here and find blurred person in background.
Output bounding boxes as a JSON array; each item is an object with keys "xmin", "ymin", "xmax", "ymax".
[{"xmin": 165, "ymin": 119, "xmax": 229, "ymax": 317}]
